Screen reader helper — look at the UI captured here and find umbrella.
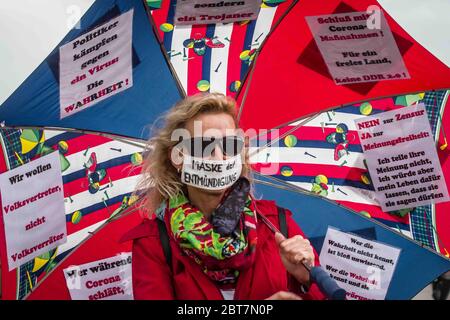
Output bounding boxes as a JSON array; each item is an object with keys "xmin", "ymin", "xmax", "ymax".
[{"xmin": 0, "ymin": 0, "xmax": 449, "ymax": 300}]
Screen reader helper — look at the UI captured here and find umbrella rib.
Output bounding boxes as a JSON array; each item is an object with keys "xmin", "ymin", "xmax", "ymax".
[
  {"xmin": 253, "ymin": 173, "xmax": 450, "ymax": 262},
  {"xmin": 20, "ymin": 196, "xmax": 146, "ymax": 300},
  {"xmin": 434, "ymin": 90, "xmax": 449, "ymax": 145},
  {"xmin": 253, "ymin": 178, "xmax": 309, "ymax": 194},
  {"xmin": 0, "ymin": 125, "xmax": 147, "ymax": 148}
]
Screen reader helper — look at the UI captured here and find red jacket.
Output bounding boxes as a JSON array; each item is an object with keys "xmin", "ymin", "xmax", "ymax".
[{"xmin": 121, "ymin": 199, "xmax": 326, "ymax": 300}]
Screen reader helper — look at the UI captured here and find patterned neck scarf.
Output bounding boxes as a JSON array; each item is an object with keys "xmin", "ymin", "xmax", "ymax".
[{"xmin": 163, "ymin": 178, "xmax": 258, "ymax": 286}]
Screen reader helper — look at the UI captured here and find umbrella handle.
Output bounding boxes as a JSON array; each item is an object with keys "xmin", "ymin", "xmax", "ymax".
[{"xmin": 310, "ymin": 266, "xmax": 347, "ymax": 300}]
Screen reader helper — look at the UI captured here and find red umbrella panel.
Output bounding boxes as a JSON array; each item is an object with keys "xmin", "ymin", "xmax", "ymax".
[
  {"xmin": 24, "ymin": 210, "xmax": 143, "ymax": 300},
  {"xmin": 0, "ymin": 129, "xmax": 144, "ymax": 299}
]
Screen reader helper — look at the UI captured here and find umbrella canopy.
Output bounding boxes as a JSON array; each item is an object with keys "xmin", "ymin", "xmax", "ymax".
[{"xmin": 0, "ymin": 0, "xmax": 449, "ymax": 300}]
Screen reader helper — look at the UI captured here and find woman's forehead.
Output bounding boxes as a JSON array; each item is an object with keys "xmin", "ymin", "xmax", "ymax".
[{"xmin": 185, "ymin": 113, "xmax": 237, "ymax": 137}]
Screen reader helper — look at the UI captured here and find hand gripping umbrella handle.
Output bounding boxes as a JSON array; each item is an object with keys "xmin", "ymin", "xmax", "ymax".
[
  {"xmin": 256, "ymin": 210, "xmax": 347, "ymax": 300},
  {"xmin": 309, "ymin": 265, "xmax": 347, "ymax": 300}
]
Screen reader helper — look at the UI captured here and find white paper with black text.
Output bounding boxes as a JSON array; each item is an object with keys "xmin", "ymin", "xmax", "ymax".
[
  {"xmin": 355, "ymin": 103, "xmax": 449, "ymax": 211},
  {"xmin": 59, "ymin": 10, "xmax": 133, "ymax": 118},
  {"xmin": 306, "ymin": 10, "xmax": 409, "ymax": 85},
  {"xmin": 319, "ymin": 227, "xmax": 401, "ymax": 300},
  {"xmin": 63, "ymin": 253, "xmax": 133, "ymax": 300},
  {"xmin": 0, "ymin": 152, "xmax": 67, "ymax": 271}
]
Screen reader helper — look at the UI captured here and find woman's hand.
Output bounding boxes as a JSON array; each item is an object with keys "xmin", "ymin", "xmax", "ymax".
[
  {"xmin": 265, "ymin": 291, "xmax": 303, "ymax": 300},
  {"xmin": 275, "ymin": 232, "xmax": 315, "ymax": 285}
]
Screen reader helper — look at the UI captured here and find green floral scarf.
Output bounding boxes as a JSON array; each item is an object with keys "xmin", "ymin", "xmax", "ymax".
[{"xmin": 162, "ymin": 181, "xmax": 258, "ymax": 285}]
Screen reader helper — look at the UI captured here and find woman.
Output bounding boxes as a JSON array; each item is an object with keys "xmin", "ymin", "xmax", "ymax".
[{"xmin": 122, "ymin": 93, "xmax": 326, "ymax": 300}]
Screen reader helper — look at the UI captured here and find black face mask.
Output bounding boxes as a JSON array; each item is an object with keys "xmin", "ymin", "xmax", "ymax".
[{"xmin": 211, "ymin": 177, "xmax": 251, "ymax": 237}]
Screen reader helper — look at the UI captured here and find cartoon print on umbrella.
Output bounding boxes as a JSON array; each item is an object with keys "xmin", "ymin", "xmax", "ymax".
[
  {"xmin": 19, "ymin": 129, "xmax": 71, "ymax": 172},
  {"xmin": 261, "ymin": 0, "xmax": 287, "ymax": 7},
  {"xmin": 83, "ymin": 152, "xmax": 109, "ymax": 194},
  {"xmin": 311, "ymin": 174, "xmax": 329, "ymax": 197},
  {"xmin": 109, "ymin": 195, "xmax": 140, "ymax": 219},
  {"xmin": 183, "ymin": 33, "xmax": 225, "ymax": 56},
  {"xmin": 31, "ymin": 248, "xmax": 59, "ymax": 276},
  {"xmin": 239, "ymin": 49, "xmax": 257, "ymax": 65},
  {"xmin": 394, "ymin": 93, "xmax": 425, "ymax": 107},
  {"xmin": 326, "ymin": 123, "xmax": 355, "ymax": 161},
  {"xmin": 360, "ymin": 159, "xmax": 372, "ymax": 186}
]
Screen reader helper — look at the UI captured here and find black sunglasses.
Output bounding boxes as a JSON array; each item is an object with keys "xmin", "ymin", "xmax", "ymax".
[{"xmin": 178, "ymin": 136, "xmax": 244, "ymax": 158}]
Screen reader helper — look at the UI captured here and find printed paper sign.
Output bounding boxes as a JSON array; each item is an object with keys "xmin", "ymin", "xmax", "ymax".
[
  {"xmin": 59, "ymin": 9, "xmax": 134, "ymax": 118},
  {"xmin": 355, "ymin": 103, "xmax": 449, "ymax": 211},
  {"xmin": 174, "ymin": 0, "xmax": 262, "ymax": 25},
  {"xmin": 306, "ymin": 10, "xmax": 410, "ymax": 85},
  {"xmin": 319, "ymin": 227, "xmax": 401, "ymax": 300},
  {"xmin": 63, "ymin": 253, "xmax": 133, "ymax": 300},
  {"xmin": 0, "ymin": 152, "xmax": 67, "ymax": 271}
]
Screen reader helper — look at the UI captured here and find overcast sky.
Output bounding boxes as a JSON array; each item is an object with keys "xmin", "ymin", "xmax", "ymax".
[{"xmin": 0, "ymin": 0, "xmax": 448, "ymax": 105}]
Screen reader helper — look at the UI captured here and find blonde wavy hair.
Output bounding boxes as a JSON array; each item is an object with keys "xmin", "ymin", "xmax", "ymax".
[{"xmin": 136, "ymin": 93, "xmax": 252, "ymax": 215}]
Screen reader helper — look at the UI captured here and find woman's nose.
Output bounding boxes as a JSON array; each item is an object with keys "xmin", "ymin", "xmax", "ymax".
[{"xmin": 210, "ymin": 144, "xmax": 225, "ymax": 160}]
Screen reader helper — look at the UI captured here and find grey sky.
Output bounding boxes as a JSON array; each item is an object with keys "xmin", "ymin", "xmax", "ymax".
[{"xmin": 0, "ymin": 0, "xmax": 448, "ymax": 105}]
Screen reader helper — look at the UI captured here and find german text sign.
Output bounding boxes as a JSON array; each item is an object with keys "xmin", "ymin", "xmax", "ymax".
[
  {"xmin": 64, "ymin": 253, "xmax": 133, "ymax": 300},
  {"xmin": 355, "ymin": 103, "xmax": 449, "ymax": 211},
  {"xmin": 0, "ymin": 152, "xmax": 67, "ymax": 271},
  {"xmin": 174, "ymin": 0, "xmax": 262, "ymax": 25},
  {"xmin": 306, "ymin": 11, "xmax": 410, "ymax": 85},
  {"xmin": 319, "ymin": 228, "xmax": 401, "ymax": 300},
  {"xmin": 59, "ymin": 10, "xmax": 133, "ymax": 118}
]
